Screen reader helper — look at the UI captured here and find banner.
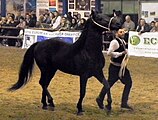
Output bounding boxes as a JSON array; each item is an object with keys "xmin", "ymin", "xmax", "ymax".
[
  {"xmin": 22, "ymin": 29, "xmax": 81, "ymax": 49},
  {"xmin": 128, "ymin": 31, "xmax": 158, "ymax": 58}
]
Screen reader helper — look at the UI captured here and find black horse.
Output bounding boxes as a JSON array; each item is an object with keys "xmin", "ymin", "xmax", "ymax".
[{"xmin": 9, "ymin": 11, "xmax": 121, "ymax": 115}]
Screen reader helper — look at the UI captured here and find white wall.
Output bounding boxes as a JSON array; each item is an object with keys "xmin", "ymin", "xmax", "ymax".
[{"xmin": 141, "ymin": 2, "xmax": 158, "ymax": 23}]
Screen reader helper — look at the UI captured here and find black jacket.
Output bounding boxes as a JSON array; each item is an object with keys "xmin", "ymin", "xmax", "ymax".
[{"xmin": 136, "ymin": 23, "xmax": 151, "ymax": 33}]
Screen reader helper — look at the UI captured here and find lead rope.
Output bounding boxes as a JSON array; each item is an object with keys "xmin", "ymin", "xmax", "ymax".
[
  {"xmin": 91, "ymin": 16, "xmax": 114, "ymax": 31},
  {"xmin": 117, "ymin": 38, "xmax": 129, "ymax": 79}
]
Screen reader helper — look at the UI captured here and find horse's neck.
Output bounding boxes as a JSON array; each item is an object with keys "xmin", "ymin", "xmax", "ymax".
[
  {"xmin": 71, "ymin": 28, "xmax": 88, "ymax": 51},
  {"xmin": 71, "ymin": 20, "xmax": 103, "ymax": 53},
  {"xmin": 84, "ymin": 25, "xmax": 103, "ymax": 52}
]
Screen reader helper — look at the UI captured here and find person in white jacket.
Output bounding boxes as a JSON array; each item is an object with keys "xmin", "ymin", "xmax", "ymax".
[{"xmin": 51, "ymin": 11, "xmax": 61, "ymax": 30}]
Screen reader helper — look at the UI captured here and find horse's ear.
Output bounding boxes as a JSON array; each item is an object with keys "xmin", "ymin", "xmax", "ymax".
[
  {"xmin": 91, "ymin": 10, "xmax": 97, "ymax": 18},
  {"xmin": 91, "ymin": 10, "xmax": 95, "ymax": 16}
]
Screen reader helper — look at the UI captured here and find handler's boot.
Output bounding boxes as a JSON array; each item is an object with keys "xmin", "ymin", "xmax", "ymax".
[
  {"xmin": 121, "ymin": 82, "xmax": 133, "ymax": 110},
  {"xmin": 121, "ymin": 103, "xmax": 133, "ymax": 110}
]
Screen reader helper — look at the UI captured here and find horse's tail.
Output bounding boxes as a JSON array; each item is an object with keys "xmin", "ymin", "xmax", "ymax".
[{"xmin": 8, "ymin": 42, "xmax": 38, "ymax": 91}]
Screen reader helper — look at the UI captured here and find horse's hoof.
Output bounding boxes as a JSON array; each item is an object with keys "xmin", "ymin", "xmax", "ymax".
[
  {"xmin": 105, "ymin": 105, "xmax": 112, "ymax": 115},
  {"xmin": 48, "ymin": 105, "xmax": 55, "ymax": 111},
  {"xmin": 105, "ymin": 104, "xmax": 112, "ymax": 111},
  {"xmin": 77, "ymin": 109, "xmax": 85, "ymax": 116},
  {"xmin": 42, "ymin": 106, "xmax": 48, "ymax": 110},
  {"xmin": 96, "ymin": 97, "xmax": 104, "ymax": 109},
  {"xmin": 77, "ymin": 111, "xmax": 84, "ymax": 116},
  {"xmin": 121, "ymin": 104, "xmax": 133, "ymax": 111}
]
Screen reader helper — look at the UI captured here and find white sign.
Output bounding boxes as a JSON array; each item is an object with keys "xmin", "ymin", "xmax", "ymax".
[
  {"xmin": 22, "ymin": 29, "xmax": 81, "ymax": 49},
  {"xmin": 128, "ymin": 31, "xmax": 158, "ymax": 58}
]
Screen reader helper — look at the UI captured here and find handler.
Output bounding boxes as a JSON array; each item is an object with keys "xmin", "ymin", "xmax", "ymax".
[{"xmin": 96, "ymin": 28, "xmax": 133, "ymax": 110}]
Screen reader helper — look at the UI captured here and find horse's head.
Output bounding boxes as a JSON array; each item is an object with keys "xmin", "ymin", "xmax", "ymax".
[{"xmin": 90, "ymin": 10, "xmax": 122, "ymax": 31}]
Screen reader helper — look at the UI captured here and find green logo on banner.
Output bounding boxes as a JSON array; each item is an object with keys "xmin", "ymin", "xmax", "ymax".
[{"xmin": 130, "ymin": 35, "xmax": 140, "ymax": 45}]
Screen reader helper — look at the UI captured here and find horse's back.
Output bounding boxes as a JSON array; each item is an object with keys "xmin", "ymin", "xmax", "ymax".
[
  {"xmin": 35, "ymin": 38, "xmax": 71, "ymax": 52},
  {"xmin": 32, "ymin": 38, "xmax": 85, "ymax": 75},
  {"xmin": 33, "ymin": 38, "xmax": 71, "ymax": 66}
]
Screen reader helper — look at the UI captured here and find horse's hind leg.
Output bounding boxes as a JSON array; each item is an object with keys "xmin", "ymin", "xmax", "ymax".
[
  {"xmin": 105, "ymin": 90, "xmax": 112, "ymax": 112},
  {"xmin": 39, "ymin": 69, "xmax": 57, "ymax": 110}
]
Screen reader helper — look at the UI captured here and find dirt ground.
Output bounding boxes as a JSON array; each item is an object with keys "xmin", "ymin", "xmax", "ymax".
[{"xmin": 0, "ymin": 46, "xmax": 158, "ymax": 120}]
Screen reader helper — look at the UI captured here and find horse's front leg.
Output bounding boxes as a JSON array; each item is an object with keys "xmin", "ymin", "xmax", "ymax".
[
  {"xmin": 95, "ymin": 71, "xmax": 110, "ymax": 109},
  {"xmin": 77, "ymin": 76, "xmax": 88, "ymax": 115}
]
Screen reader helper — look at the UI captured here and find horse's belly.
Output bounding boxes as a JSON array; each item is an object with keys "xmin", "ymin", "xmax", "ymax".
[
  {"xmin": 59, "ymin": 67, "xmax": 79, "ymax": 76},
  {"xmin": 57, "ymin": 61, "xmax": 80, "ymax": 75}
]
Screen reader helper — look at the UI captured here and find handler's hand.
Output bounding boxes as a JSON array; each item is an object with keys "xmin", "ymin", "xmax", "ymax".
[{"xmin": 122, "ymin": 50, "xmax": 128, "ymax": 55}]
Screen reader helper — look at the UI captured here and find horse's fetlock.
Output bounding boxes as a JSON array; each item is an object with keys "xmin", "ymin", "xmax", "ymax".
[{"xmin": 107, "ymin": 99, "xmax": 112, "ymax": 104}]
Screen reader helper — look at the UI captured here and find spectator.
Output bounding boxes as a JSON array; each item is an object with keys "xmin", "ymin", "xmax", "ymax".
[
  {"xmin": 122, "ymin": 15, "xmax": 135, "ymax": 31},
  {"xmin": 49, "ymin": 12, "xmax": 55, "ymax": 22},
  {"xmin": 67, "ymin": 12, "xmax": 73, "ymax": 23},
  {"xmin": 150, "ymin": 21, "xmax": 158, "ymax": 32},
  {"xmin": 75, "ymin": 18, "xmax": 86, "ymax": 30},
  {"xmin": 25, "ymin": 13, "xmax": 36, "ymax": 27},
  {"xmin": 0, "ymin": 17, "xmax": 7, "ymax": 26},
  {"xmin": 51, "ymin": 11, "xmax": 62, "ymax": 29},
  {"xmin": 4, "ymin": 15, "xmax": 19, "ymax": 46},
  {"xmin": 73, "ymin": 14, "xmax": 82, "ymax": 25},
  {"xmin": 70, "ymin": 17, "xmax": 78, "ymax": 30},
  {"xmin": 149, "ymin": 21, "xmax": 155, "ymax": 30},
  {"xmin": 49, "ymin": 12, "xmax": 56, "ymax": 25},
  {"xmin": 43, "ymin": 13, "xmax": 51, "ymax": 24},
  {"xmin": 55, "ymin": 17, "xmax": 70, "ymax": 31},
  {"xmin": 136, "ymin": 18, "xmax": 151, "ymax": 35},
  {"xmin": 6, "ymin": 13, "xmax": 13, "ymax": 20},
  {"xmin": 36, "ymin": 21, "xmax": 44, "ymax": 28},
  {"xmin": 77, "ymin": 13, "xmax": 82, "ymax": 23},
  {"xmin": 0, "ymin": 17, "xmax": 7, "ymax": 43},
  {"xmin": 30, "ymin": 10, "xmax": 37, "ymax": 27},
  {"xmin": 73, "ymin": 15, "xmax": 78, "ymax": 22},
  {"xmin": 25, "ymin": 14, "xmax": 31, "ymax": 27},
  {"xmin": 38, "ymin": 15, "xmax": 45, "ymax": 23},
  {"xmin": 16, "ymin": 16, "xmax": 26, "ymax": 29},
  {"xmin": 5, "ymin": 15, "xmax": 17, "ymax": 29},
  {"xmin": 43, "ymin": 9, "xmax": 50, "ymax": 16}
]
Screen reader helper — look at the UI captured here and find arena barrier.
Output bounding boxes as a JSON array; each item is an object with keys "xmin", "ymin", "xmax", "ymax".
[
  {"xmin": 22, "ymin": 29, "xmax": 81, "ymax": 49},
  {"xmin": 0, "ymin": 27, "xmax": 110, "ymax": 50},
  {"xmin": 1, "ymin": 27, "xmax": 158, "ymax": 58},
  {"xmin": 0, "ymin": 26, "xmax": 23, "ymax": 39}
]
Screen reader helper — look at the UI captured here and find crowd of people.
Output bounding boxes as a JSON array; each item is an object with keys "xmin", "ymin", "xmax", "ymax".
[
  {"xmin": 0, "ymin": 9, "xmax": 158, "ymax": 47},
  {"xmin": 0, "ymin": 10, "xmax": 87, "ymax": 46},
  {"xmin": 122, "ymin": 15, "xmax": 158, "ymax": 33},
  {"xmin": 37, "ymin": 10, "xmax": 87, "ymax": 31}
]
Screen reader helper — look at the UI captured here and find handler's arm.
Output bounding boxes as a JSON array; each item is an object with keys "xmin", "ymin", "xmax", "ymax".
[{"xmin": 107, "ymin": 40, "xmax": 124, "ymax": 58}]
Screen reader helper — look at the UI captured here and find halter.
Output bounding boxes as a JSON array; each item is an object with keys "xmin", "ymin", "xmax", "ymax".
[{"xmin": 91, "ymin": 16, "xmax": 114, "ymax": 31}]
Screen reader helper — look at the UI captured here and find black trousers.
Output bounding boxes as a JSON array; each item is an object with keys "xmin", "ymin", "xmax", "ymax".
[{"xmin": 99, "ymin": 63, "xmax": 132, "ymax": 104}]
